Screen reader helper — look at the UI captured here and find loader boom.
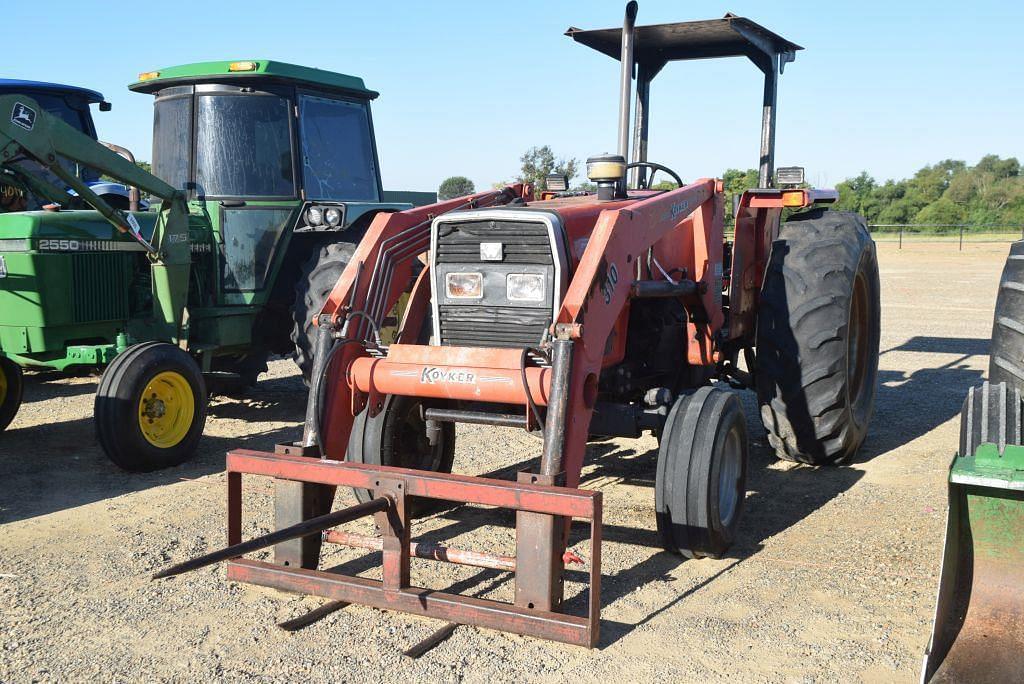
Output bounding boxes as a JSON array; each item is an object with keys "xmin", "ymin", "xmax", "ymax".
[{"xmin": 0, "ymin": 94, "xmax": 191, "ymax": 342}]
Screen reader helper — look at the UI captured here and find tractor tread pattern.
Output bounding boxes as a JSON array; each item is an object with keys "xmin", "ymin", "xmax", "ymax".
[
  {"xmin": 959, "ymin": 381, "xmax": 1023, "ymax": 457},
  {"xmin": 989, "ymin": 241, "xmax": 1024, "ymax": 391},
  {"xmin": 755, "ymin": 210, "xmax": 881, "ymax": 464},
  {"xmin": 291, "ymin": 242, "xmax": 356, "ymax": 382}
]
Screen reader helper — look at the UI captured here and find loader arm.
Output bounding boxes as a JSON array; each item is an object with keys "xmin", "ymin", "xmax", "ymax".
[{"xmin": 0, "ymin": 94, "xmax": 192, "ymax": 343}]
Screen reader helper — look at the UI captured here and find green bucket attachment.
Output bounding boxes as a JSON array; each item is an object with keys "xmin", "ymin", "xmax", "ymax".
[{"xmin": 921, "ymin": 442, "xmax": 1024, "ymax": 682}]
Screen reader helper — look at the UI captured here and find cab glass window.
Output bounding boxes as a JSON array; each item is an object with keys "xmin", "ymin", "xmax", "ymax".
[
  {"xmin": 196, "ymin": 94, "xmax": 294, "ymax": 198},
  {"xmin": 298, "ymin": 95, "xmax": 378, "ymax": 201}
]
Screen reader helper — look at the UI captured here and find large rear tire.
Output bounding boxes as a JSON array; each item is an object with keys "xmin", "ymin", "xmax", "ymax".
[
  {"xmin": 0, "ymin": 355, "xmax": 24, "ymax": 432},
  {"xmin": 291, "ymin": 243, "xmax": 355, "ymax": 382},
  {"xmin": 755, "ymin": 210, "xmax": 880, "ymax": 464},
  {"xmin": 95, "ymin": 342, "xmax": 207, "ymax": 472},
  {"xmin": 655, "ymin": 386, "xmax": 748, "ymax": 558},
  {"xmin": 959, "ymin": 381, "xmax": 1023, "ymax": 457},
  {"xmin": 989, "ymin": 241, "xmax": 1024, "ymax": 395}
]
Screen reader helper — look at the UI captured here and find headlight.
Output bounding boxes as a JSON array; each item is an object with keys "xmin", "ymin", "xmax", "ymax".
[
  {"xmin": 325, "ymin": 207, "xmax": 342, "ymax": 227},
  {"xmin": 306, "ymin": 206, "xmax": 324, "ymax": 226},
  {"xmin": 446, "ymin": 272, "xmax": 483, "ymax": 299},
  {"xmin": 506, "ymin": 273, "xmax": 545, "ymax": 302}
]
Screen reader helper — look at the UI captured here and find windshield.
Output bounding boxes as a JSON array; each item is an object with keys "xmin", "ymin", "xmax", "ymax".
[
  {"xmin": 152, "ymin": 96, "xmax": 191, "ymax": 191},
  {"xmin": 298, "ymin": 94, "xmax": 378, "ymax": 201},
  {"xmin": 25, "ymin": 92, "xmax": 93, "ymax": 133},
  {"xmin": 195, "ymin": 94, "xmax": 294, "ymax": 198}
]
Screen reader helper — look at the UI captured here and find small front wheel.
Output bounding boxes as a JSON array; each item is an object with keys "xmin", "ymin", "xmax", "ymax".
[
  {"xmin": 347, "ymin": 395, "xmax": 456, "ymax": 508},
  {"xmin": 95, "ymin": 342, "xmax": 207, "ymax": 472},
  {"xmin": 0, "ymin": 355, "xmax": 24, "ymax": 432},
  {"xmin": 655, "ymin": 386, "xmax": 749, "ymax": 558}
]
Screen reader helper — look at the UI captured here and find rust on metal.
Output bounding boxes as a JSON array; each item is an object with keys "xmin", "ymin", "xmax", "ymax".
[{"xmin": 221, "ymin": 450, "xmax": 602, "ymax": 648}]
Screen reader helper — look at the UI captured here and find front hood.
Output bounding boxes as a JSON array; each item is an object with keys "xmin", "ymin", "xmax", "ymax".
[{"xmin": 0, "ymin": 210, "xmax": 159, "ymax": 249}]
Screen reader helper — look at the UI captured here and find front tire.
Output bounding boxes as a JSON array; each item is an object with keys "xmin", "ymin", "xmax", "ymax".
[
  {"xmin": 95, "ymin": 342, "xmax": 207, "ymax": 472},
  {"xmin": 755, "ymin": 210, "xmax": 881, "ymax": 464},
  {"xmin": 347, "ymin": 395, "xmax": 456, "ymax": 506},
  {"xmin": 655, "ymin": 386, "xmax": 749, "ymax": 558},
  {"xmin": 0, "ymin": 355, "xmax": 24, "ymax": 432}
]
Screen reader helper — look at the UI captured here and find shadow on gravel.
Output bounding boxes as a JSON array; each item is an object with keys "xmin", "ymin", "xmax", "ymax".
[
  {"xmin": 315, "ymin": 425, "xmax": 862, "ymax": 649},
  {"xmin": 0, "ymin": 375, "xmax": 307, "ymax": 524},
  {"xmin": 19, "ymin": 370, "xmax": 99, "ymax": 403},
  {"xmin": 855, "ymin": 335, "xmax": 987, "ymax": 460}
]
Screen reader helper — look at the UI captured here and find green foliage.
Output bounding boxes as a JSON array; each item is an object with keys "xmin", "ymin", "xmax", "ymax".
[
  {"xmin": 833, "ymin": 155, "xmax": 1023, "ymax": 232},
  {"xmin": 722, "ymin": 168, "xmax": 759, "ymax": 223},
  {"xmin": 518, "ymin": 146, "xmax": 579, "ymax": 190},
  {"xmin": 100, "ymin": 160, "xmax": 152, "ymax": 183},
  {"xmin": 437, "ymin": 175, "xmax": 475, "ymax": 200},
  {"xmin": 651, "ymin": 180, "xmax": 679, "ymax": 191}
]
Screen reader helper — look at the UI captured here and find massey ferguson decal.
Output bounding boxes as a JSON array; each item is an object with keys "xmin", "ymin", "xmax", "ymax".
[{"xmin": 420, "ymin": 367, "xmax": 476, "ymax": 385}]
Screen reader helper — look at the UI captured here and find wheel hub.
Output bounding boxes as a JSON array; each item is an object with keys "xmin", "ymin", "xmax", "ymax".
[
  {"xmin": 137, "ymin": 371, "xmax": 195, "ymax": 448},
  {"xmin": 718, "ymin": 428, "xmax": 743, "ymax": 527}
]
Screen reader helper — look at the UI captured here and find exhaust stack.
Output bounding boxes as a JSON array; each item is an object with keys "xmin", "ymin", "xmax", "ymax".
[{"xmin": 616, "ymin": 1, "xmax": 638, "ymax": 191}]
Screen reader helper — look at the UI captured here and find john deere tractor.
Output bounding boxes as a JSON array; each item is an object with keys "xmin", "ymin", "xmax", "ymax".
[{"xmin": 0, "ymin": 60, "xmax": 434, "ymax": 471}]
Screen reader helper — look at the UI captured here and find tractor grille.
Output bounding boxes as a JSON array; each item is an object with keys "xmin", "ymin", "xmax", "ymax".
[
  {"xmin": 433, "ymin": 217, "xmax": 562, "ymax": 349},
  {"xmin": 71, "ymin": 253, "xmax": 131, "ymax": 323}
]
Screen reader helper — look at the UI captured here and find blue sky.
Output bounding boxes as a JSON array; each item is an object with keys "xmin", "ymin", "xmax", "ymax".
[{"xmin": 8, "ymin": 1, "xmax": 1022, "ymax": 193}]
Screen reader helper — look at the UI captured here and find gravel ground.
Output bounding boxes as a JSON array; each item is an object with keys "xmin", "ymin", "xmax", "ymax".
[{"xmin": 0, "ymin": 241, "xmax": 1006, "ymax": 682}]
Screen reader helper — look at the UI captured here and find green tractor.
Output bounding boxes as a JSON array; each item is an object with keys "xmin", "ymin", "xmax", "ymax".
[{"xmin": 0, "ymin": 60, "xmax": 434, "ymax": 471}]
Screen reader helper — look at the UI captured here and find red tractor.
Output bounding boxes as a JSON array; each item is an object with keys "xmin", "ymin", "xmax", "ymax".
[{"xmin": 159, "ymin": 5, "xmax": 880, "ymax": 649}]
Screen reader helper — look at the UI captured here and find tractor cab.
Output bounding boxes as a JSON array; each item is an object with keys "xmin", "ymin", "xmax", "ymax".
[
  {"xmin": 129, "ymin": 60, "xmax": 410, "ymax": 301},
  {"xmin": 0, "ymin": 79, "xmax": 109, "ymax": 211}
]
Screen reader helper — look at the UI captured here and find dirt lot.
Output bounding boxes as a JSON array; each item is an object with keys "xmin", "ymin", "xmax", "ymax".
[{"xmin": 0, "ymin": 242, "xmax": 1007, "ymax": 682}]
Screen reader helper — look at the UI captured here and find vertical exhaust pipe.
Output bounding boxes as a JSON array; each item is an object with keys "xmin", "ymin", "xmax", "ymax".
[{"xmin": 617, "ymin": 1, "xmax": 638, "ymax": 192}]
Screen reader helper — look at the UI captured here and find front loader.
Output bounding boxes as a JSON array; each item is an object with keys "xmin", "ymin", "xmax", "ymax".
[
  {"xmin": 157, "ymin": 5, "xmax": 881, "ymax": 648},
  {"xmin": 0, "ymin": 61, "xmax": 433, "ymax": 470}
]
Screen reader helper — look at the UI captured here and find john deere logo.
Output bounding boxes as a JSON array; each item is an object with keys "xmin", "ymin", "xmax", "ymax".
[
  {"xmin": 11, "ymin": 102, "xmax": 36, "ymax": 131},
  {"xmin": 420, "ymin": 367, "xmax": 475, "ymax": 385}
]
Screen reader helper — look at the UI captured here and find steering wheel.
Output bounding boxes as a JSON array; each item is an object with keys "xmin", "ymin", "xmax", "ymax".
[{"xmin": 625, "ymin": 161, "xmax": 684, "ymax": 190}]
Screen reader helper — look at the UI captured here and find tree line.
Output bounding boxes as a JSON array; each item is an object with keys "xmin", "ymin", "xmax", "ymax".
[{"xmin": 439, "ymin": 150, "xmax": 1024, "ymax": 231}]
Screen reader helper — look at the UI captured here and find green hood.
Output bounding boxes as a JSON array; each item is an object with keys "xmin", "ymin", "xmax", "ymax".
[{"xmin": 0, "ymin": 209, "xmax": 159, "ymax": 247}]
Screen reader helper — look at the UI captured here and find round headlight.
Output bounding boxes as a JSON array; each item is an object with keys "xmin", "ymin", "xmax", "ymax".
[
  {"xmin": 306, "ymin": 206, "xmax": 324, "ymax": 226},
  {"xmin": 325, "ymin": 207, "xmax": 342, "ymax": 227}
]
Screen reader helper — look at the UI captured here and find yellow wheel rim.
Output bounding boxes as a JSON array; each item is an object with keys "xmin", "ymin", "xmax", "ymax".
[{"xmin": 138, "ymin": 371, "xmax": 195, "ymax": 448}]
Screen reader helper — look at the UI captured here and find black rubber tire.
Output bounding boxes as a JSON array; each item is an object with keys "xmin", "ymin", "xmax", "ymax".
[
  {"xmin": 959, "ymin": 381, "xmax": 1023, "ymax": 457},
  {"xmin": 755, "ymin": 209, "xmax": 881, "ymax": 464},
  {"xmin": 655, "ymin": 386, "xmax": 748, "ymax": 558},
  {"xmin": 347, "ymin": 395, "xmax": 456, "ymax": 507},
  {"xmin": 95, "ymin": 342, "xmax": 207, "ymax": 472},
  {"xmin": 0, "ymin": 355, "xmax": 24, "ymax": 432},
  {"xmin": 291, "ymin": 242, "xmax": 356, "ymax": 382},
  {"xmin": 989, "ymin": 241, "xmax": 1024, "ymax": 395}
]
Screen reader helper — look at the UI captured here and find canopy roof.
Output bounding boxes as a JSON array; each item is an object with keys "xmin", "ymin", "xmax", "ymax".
[
  {"xmin": 0, "ymin": 79, "xmax": 105, "ymax": 103},
  {"xmin": 566, "ymin": 14, "xmax": 801, "ymax": 73},
  {"xmin": 129, "ymin": 60, "xmax": 377, "ymax": 99}
]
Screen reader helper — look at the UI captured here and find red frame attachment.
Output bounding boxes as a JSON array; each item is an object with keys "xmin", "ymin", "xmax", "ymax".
[{"xmin": 225, "ymin": 449, "xmax": 603, "ymax": 647}]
